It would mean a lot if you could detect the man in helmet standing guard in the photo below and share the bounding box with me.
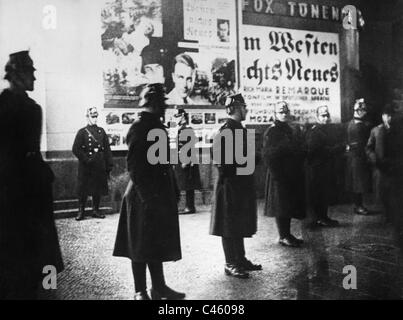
[210,93,262,279]
[72,107,113,221]
[346,99,372,215]
[113,83,185,300]
[262,101,306,247]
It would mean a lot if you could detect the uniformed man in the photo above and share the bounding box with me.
[210,93,261,279]
[306,106,345,228]
[72,107,113,221]
[0,51,63,299]
[262,101,306,247]
[346,98,372,215]
[113,83,185,300]
[366,104,395,221]
[173,108,202,214]
[383,117,403,248]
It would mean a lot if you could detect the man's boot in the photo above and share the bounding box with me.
[92,195,105,219]
[75,206,85,221]
[92,208,105,219]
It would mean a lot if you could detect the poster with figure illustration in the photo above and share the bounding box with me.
[101,0,163,107]
[100,0,238,150]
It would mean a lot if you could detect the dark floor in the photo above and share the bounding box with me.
[39,201,403,300]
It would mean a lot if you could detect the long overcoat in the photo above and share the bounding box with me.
[0,89,63,289]
[383,120,403,239]
[346,120,372,193]
[209,119,257,238]
[113,111,181,262]
[173,126,202,191]
[306,123,345,210]
[263,121,306,219]
[72,125,113,196]
[366,124,390,203]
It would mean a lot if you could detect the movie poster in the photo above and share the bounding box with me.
[100,0,238,150]
[240,25,341,124]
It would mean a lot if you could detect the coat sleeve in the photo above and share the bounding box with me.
[126,125,157,203]
[72,130,90,164]
[212,127,236,178]
[263,127,286,178]
[365,128,377,165]
[307,128,322,160]
[102,129,114,172]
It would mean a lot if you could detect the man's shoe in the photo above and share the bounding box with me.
[278,236,301,247]
[224,264,249,278]
[316,218,339,227]
[92,210,105,219]
[289,234,304,245]
[134,291,151,300]
[179,207,196,214]
[75,208,85,221]
[240,259,262,271]
[150,286,186,300]
[354,206,370,215]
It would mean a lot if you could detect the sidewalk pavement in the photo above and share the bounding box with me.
[39,201,403,300]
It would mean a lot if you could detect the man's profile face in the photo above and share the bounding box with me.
[172,62,194,99]
[17,69,36,92]
[218,22,229,42]
[242,106,248,121]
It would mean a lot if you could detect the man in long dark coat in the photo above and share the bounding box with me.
[346,98,372,215]
[366,105,394,221]
[0,51,63,299]
[113,83,185,300]
[72,107,113,221]
[306,106,345,228]
[173,108,202,214]
[383,117,403,248]
[263,101,306,247]
[210,93,261,279]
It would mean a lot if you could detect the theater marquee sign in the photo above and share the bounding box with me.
[240,25,341,124]
[242,0,352,23]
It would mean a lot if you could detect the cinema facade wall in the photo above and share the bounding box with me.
[1,0,402,209]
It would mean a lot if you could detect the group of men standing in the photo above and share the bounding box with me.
[112,85,395,299]
[211,95,403,281]
[1,51,402,301]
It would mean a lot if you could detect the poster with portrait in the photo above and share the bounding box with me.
[100,0,238,150]
[177,0,238,107]
[240,25,341,124]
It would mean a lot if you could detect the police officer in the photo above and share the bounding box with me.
[0,51,63,299]
[306,106,345,228]
[72,107,113,221]
[366,104,395,221]
[346,99,372,215]
[173,108,202,214]
[263,101,306,247]
[113,83,185,300]
[210,93,261,279]
[383,117,403,248]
